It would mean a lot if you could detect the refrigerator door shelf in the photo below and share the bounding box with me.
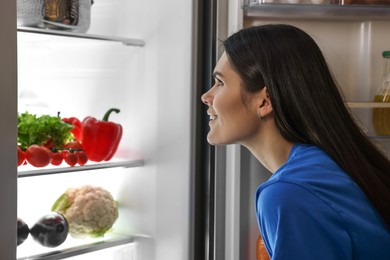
[244,4,390,21]
[17,27,145,47]
[347,101,390,108]
[18,159,145,178]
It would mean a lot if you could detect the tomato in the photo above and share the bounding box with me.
[51,152,63,166]
[63,141,82,151]
[75,151,88,166]
[17,147,25,166]
[43,139,55,149]
[25,145,52,168]
[62,151,78,167]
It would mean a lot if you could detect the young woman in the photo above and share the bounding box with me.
[201,24,390,259]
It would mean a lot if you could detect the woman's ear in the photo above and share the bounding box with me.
[257,87,273,119]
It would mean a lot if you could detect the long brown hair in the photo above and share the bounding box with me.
[224,24,390,229]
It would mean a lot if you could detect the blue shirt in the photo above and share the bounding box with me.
[255,144,390,259]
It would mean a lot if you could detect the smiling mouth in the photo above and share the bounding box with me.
[209,115,217,121]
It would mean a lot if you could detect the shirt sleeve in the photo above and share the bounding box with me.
[256,181,352,260]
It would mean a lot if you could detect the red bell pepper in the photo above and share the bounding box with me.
[62,117,82,141]
[81,108,123,162]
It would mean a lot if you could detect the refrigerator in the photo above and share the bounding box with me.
[1,0,390,259]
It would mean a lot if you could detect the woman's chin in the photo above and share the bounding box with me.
[207,135,229,146]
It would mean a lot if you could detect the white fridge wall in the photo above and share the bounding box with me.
[17,0,193,259]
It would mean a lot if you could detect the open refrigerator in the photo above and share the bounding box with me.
[1,0,390,259]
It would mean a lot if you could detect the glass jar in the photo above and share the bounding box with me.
[372,51,390,136]
[41,0,92,33]
[17,0,44,27]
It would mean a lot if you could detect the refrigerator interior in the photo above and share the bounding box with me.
[17,0,194,259]
[223,3,390,260]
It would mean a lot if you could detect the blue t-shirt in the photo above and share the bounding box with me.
[255,144,390,259]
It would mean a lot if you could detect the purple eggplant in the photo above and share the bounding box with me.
[30,212,68,247]
[17,218,29,246]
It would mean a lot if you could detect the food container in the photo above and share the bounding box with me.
[17,0,92,33]
[42,0,92,33]
[372,51,390,136]
[17,0,44,27]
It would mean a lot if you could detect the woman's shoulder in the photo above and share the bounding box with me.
[256,143,365,216]
[272,143,348,184]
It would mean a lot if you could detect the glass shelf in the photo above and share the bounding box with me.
[18,159,145,178]
[347,102,390,108]
[17,234,148,260]
[244,4,390,21]
[17,27,145,46]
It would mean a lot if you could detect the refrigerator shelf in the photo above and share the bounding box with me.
[17,27,145,46]
[347,102,390,108]
[17,234,143,260]
[244,4,390,21]
[18,159,145,178]
[370,135,390,141]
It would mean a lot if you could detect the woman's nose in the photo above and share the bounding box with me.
[201,90,212,106]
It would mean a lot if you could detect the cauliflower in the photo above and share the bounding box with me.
[51,185,118,238]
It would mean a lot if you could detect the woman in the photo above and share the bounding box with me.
[201,24,390,259]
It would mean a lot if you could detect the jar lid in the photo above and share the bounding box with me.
[382,51,390,57]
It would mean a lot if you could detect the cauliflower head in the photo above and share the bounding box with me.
[52,185,118,238]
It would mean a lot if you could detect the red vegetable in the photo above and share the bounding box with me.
[63,141,82,151]
[81,108,122,162]
[25,145,52,167]
[75,151,88,166]
[51,152,63,166]
[17,147,25,166]
[62,151,78,167]
[62,117,82,141]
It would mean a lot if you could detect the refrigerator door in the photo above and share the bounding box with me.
[0,0,17,259]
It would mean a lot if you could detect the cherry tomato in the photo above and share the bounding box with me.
[51,152,63,166]
[17,147,25,166]
[25,145,52,168]
[43,139,55,149]
[63,141,82,151]
[62,151,78,167]
[75,151,88,166]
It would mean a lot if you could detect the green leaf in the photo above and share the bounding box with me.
[18,112,74,150]
[51,193,70,213]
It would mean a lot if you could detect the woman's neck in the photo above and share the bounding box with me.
[242,119,293,173]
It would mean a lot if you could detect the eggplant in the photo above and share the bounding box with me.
[17,218,29,246]
[30,212,68,247]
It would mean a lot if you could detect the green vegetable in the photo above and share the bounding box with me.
[18,112,74,150]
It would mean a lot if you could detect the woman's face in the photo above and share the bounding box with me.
[201,52,261,145]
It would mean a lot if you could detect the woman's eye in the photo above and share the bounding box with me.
[215,78,224,87]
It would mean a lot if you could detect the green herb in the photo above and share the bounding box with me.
[18,112,74,150]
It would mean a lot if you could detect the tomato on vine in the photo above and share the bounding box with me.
[62,151,78,167]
